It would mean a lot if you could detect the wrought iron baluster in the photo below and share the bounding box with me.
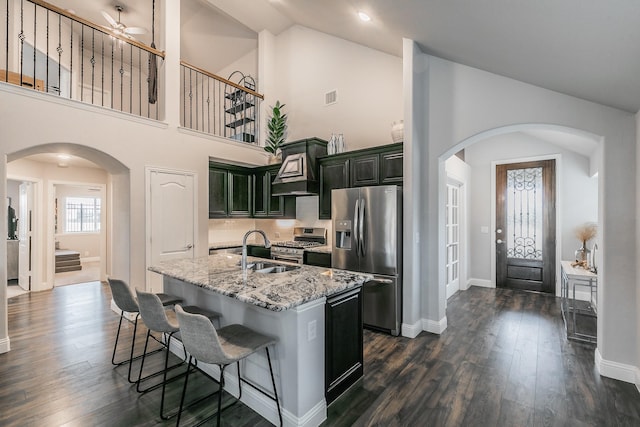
[138,48,141,116]
[188,68,193,129]
[129,42,132,113]
[195,72,198,130]
[57,13,61,96]
[207,75,210,133]
[110,37,114,108]
[80,25,84,101]
[4,0,8,81]
[91,28,95,105]
[32,0,35,90]
[101,32,104,106]
[19,0,23,86]
[45,9,49,93]
[119,41,123,111]
[69,19,72,98]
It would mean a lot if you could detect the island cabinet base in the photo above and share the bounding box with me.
[325,286,364,404]
[163,276,329,427]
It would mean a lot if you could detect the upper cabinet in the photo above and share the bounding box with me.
[318,143,403,219]
[210,162,295,219]
[319,157,350,219]
[209,163,253,218]
[253,165,296,218]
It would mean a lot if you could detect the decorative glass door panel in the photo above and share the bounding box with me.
[506,167,543,260]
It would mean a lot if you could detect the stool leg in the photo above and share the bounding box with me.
[266,347,282,427]
[126,314,140,382]
[160,333,176,419]
[111,311,125,365]
[176,356,193,427]
[136,330,152,392]
[217,365,227,427]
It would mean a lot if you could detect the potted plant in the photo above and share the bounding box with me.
[265,100,287,163]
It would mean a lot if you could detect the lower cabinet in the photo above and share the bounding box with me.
[247,245,271,259]
[325,285,363,404]
[304,251,331,268]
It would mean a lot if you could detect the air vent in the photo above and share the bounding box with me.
[325,90,337,106]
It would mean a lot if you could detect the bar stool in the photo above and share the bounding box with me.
[108,278,183,383]
[174,305,282,427]
[135,289,221,420]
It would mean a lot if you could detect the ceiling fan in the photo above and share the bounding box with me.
[101,5,147,39]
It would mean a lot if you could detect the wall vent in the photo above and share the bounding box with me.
[324,90,337,106]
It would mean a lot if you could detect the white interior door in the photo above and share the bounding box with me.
[18,182,33,291]
[445,183,460,298]
[147,169,196,293]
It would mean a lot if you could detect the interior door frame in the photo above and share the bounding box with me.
[47,180,107,289]
[490,154,562,296]
[8,175,42,291]
[145,167,198,293]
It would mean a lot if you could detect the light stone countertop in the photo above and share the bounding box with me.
[303,245,332,254]
[149,254,370,311]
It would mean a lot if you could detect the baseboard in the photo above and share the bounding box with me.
[167,339,326,427]
[422,316,447,334]
[468,278,493,288]
[0,336,10,353]
[402,320,422,338]
[595,348,639,385]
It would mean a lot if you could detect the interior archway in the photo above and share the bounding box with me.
[5,142,131,290]
[438,123,603,311]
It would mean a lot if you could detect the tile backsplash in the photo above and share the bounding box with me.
[208,196,333,246]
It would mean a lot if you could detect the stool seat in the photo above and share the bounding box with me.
[181,305,222,322]
[215,324,276,364]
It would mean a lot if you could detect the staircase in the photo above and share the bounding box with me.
[55,250,82,273]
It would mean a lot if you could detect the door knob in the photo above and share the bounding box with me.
[185,244,193,250]
[496,228,503,234]
[496,239,503,244]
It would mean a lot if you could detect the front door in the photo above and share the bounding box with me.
[496,160,556,293]
[147,169,196,293]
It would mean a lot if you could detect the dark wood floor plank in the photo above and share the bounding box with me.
[2,282,639,427]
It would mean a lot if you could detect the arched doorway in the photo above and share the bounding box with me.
[5,143,131,291]
[439,124,602,301]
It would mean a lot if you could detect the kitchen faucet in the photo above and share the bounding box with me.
[241,229,271,274]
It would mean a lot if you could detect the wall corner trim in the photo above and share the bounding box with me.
[595,348,639,385]
[402,320,422,338]
[0,336,10,353]
[422,316,447,334]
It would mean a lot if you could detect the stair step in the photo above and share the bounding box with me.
[56,259,82,268]
[56,265,83,273]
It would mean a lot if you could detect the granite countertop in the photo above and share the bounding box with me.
[149,254,370,312]
[304,245,331,254]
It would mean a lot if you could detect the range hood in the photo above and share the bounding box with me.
[272,137,328,196]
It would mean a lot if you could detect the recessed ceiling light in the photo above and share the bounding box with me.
[358,11,371,22]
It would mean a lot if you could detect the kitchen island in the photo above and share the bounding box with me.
[149,254,371,427]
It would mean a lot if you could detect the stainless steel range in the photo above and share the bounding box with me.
[271,227,327,264]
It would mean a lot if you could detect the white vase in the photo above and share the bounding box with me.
[391,120,404,143]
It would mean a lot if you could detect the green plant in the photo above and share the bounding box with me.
[265,101,287,155]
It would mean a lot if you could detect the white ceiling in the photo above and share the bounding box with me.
[25,153,102,169]
[51,0,640,112]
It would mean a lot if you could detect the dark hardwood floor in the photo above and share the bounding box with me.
[1,283,638,426]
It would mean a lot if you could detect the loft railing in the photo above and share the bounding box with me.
[181,61,263,146]
[0,0,165,119]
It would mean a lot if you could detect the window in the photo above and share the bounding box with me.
[65,197,101,233]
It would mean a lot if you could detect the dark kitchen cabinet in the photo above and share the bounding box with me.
[229,170,252,217]
[380,147,403,184]
[209,166,229,217]
[248,245,271,259]
[209,162,252,218]
[325,286,363,404]
[253,165,296,218]
[318,157,350,219]
[350,153,379,187]
[318,143,403,219]
[304,251,331,268]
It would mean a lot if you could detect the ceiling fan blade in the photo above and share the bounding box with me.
[124,27,148,35]
[101,10,117,27]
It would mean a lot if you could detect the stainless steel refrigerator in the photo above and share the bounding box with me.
[332,185,402,336]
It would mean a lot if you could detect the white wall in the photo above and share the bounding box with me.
[216,49,258,85]
[464,132,598,282]
[408,52,636,376]
[273,26,403,150]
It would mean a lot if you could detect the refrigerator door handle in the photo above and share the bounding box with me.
[353,198,360,257]
[359,197,366,255]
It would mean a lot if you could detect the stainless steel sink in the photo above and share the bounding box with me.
[244,261,300,274]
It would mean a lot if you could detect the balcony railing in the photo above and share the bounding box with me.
[181,61,263,146]
[0,0,164,119]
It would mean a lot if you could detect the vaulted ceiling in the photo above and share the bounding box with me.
[48,0,640,112]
